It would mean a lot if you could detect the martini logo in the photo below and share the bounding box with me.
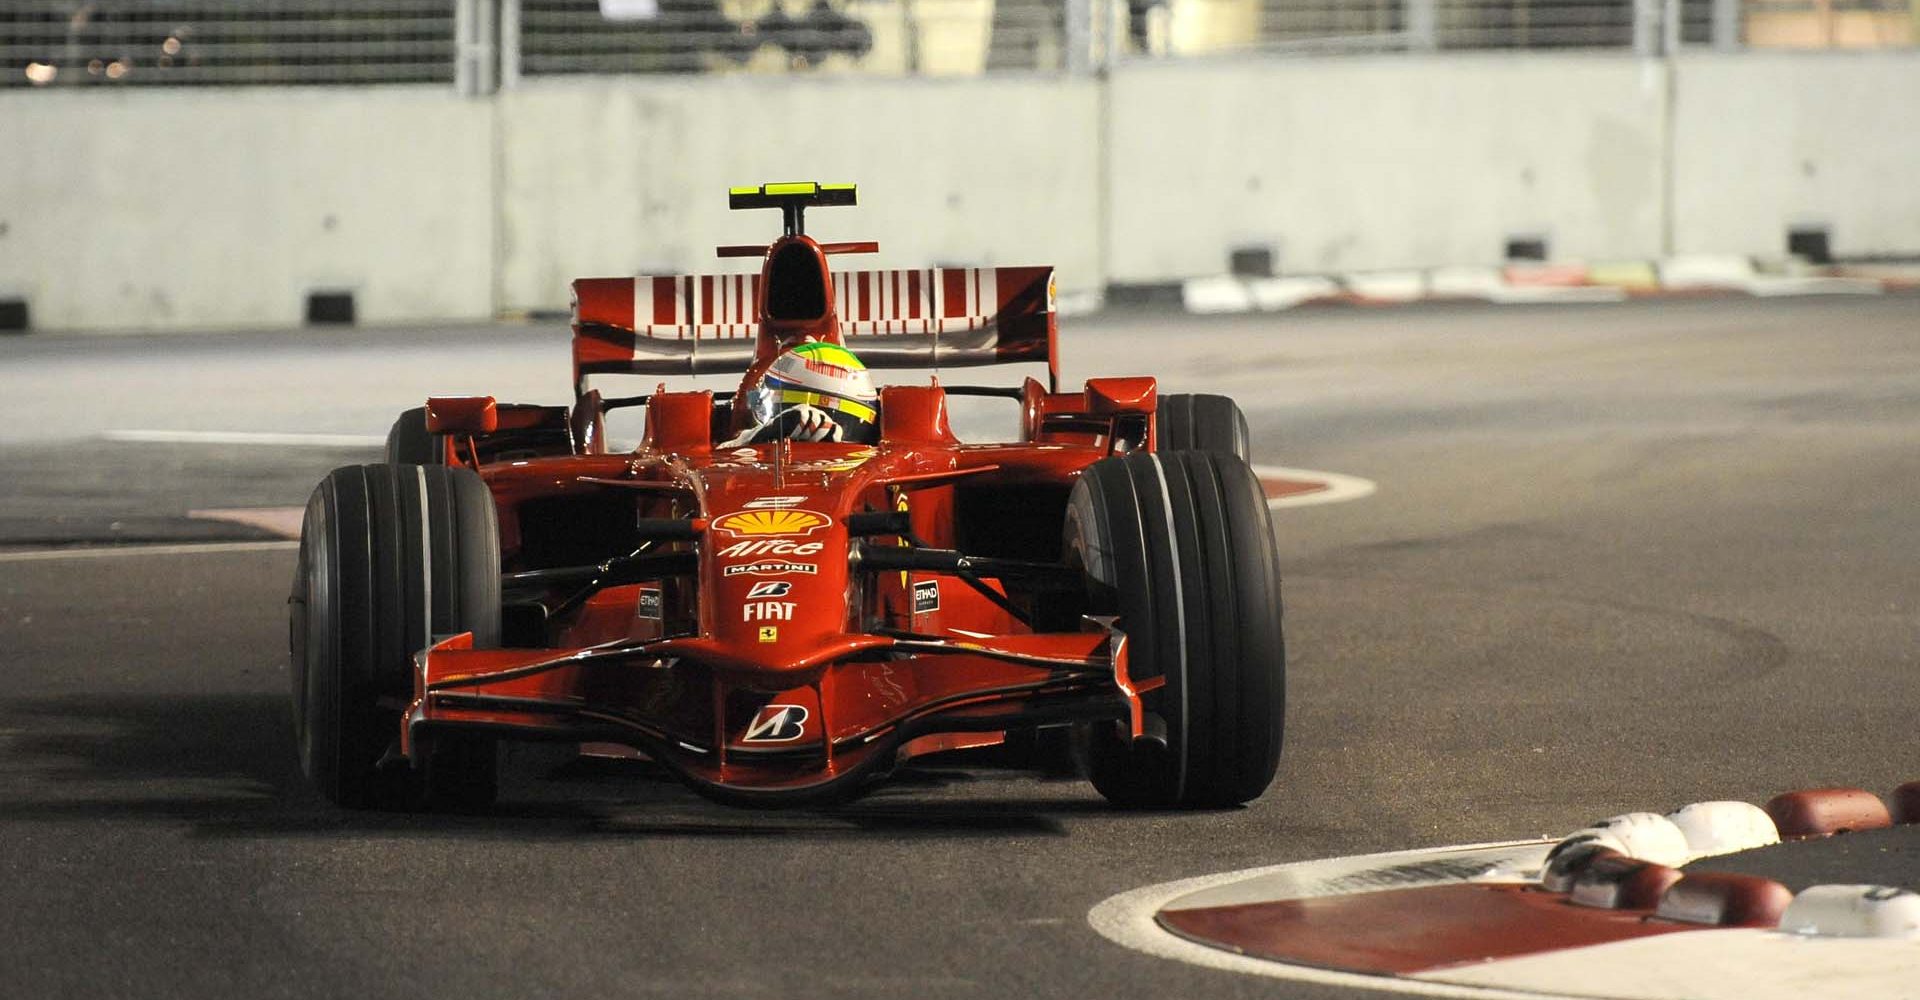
[723,560,818,577]
[742,704,808,742]
[713,508,830,538]
[717,539,823,558]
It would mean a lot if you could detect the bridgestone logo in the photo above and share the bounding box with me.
[742,704,808,743]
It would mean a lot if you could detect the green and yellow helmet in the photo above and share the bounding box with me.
[745,342,880,444]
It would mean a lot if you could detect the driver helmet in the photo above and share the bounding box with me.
[744,341,880,444]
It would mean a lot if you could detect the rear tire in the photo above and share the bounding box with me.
[1066,451,1285,808]
[1158,393,1251,462]
[289,463,501,809]
[384,407,443,466]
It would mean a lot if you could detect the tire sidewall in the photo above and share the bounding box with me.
[289,463,500,808]
[1069,451,1284,808]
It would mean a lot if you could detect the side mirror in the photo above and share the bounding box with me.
[425,396,498,435]
[1083,377,1157,416]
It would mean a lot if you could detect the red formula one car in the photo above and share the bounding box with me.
[288,183,1284,809]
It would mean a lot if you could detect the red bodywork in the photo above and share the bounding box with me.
[403,222,1162,804]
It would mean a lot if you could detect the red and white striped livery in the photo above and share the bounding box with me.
[571,266,1057,384]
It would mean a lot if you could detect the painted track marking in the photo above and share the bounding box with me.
[102,430,384,447]
[1093,830,1920,1000]
[190,507,306,538]
[1254,464,1379,509]
[0,541,299,563]
[1089,841,1561,1000]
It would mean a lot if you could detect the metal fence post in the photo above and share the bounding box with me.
[1102,0,1121,67]
[1405,0,1438,51]
[1710,0,1741,49]
[903,0,922,74]
[501,0,522,88]
[455,0,497,96]
[1633,0,1661,55]
[455,0,474,94]
[1067,0,1092,74]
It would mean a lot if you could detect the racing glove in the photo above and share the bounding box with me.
[780,404,842,442]
[723,404,843,447]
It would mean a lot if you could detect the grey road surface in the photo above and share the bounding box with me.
[1,294,1916,999]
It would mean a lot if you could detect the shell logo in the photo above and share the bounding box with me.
[713,508,831,537]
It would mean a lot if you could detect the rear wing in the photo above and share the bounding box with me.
[571,266,1057,390]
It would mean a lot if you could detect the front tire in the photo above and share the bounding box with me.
[384,407,443,466]
[1157,393,1251,462]
[1067,451,1285,808]
[289,463,501,809]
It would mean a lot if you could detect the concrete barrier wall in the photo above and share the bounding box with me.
[493,77,1103,310]
[1105,55,1670,281]
[1672,53,1920,258]
[4,55,1916,331]
[0,87,495,331]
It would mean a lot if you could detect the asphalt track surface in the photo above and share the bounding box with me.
[2,294,1917,999]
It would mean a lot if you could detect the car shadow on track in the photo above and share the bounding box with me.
[0,692,1105,841]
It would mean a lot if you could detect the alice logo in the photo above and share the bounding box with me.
[713,509,830,537]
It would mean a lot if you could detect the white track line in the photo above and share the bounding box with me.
[97,433,1380,513]
[189,507,306,539]
[1087,841,1567,1000]
[1253,464,1379,509]
[0,541,299,563]
[102,430,384,447]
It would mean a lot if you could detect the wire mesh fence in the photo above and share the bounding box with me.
[515,0,1066,76]
[1744,0,1918,47]
[1216,0,1911,53]
[2,1,456,88]
[2,0,1912,88]
[519,0,855,75]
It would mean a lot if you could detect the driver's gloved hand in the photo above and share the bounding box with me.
[782,404,842,442]
[729,404,843,446]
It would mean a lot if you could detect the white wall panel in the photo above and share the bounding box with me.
[0,87,494,331]
[1106,55,1669,280]
[4,54,1915,332]
[494,77,1103,310]
[1672,53,1920,258]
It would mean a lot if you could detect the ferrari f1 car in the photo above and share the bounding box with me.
[288,183,1285,809]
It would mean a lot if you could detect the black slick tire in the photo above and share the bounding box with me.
[1157,393,1251,462]
[1066,451,1285,808]
[289,463,502,810]
[384,407,443,466]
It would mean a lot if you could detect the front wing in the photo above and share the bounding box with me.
[403,628,1150,804]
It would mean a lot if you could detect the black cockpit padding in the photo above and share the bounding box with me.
[766,243,827,320]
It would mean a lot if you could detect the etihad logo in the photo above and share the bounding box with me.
[713,508,830,538]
